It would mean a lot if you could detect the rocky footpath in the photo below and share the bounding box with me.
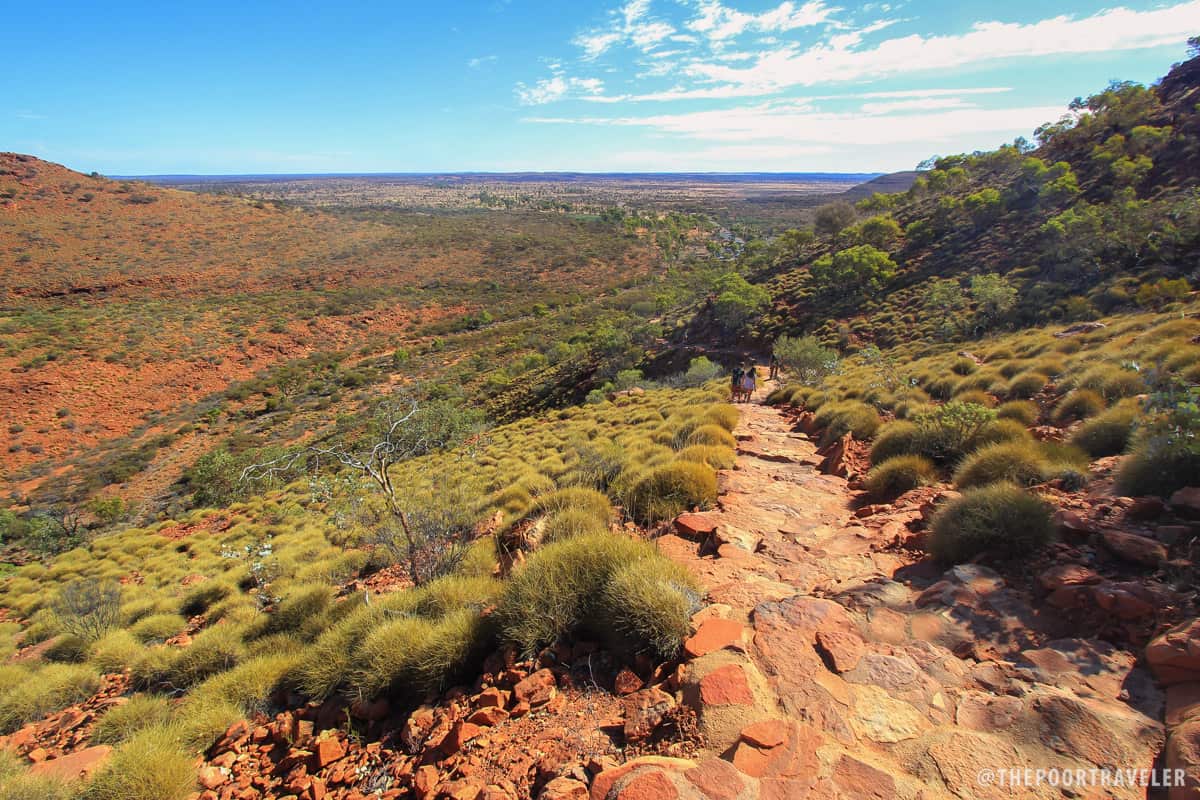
[623,387,1195,800]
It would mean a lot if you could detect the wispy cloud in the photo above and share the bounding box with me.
[13,110,46,120]
[528,101,1067,147]
[468,55,498,68]
[516,74,606,105]
[574,0,677,59]
[687,0,838,42]
[687,3,1200,93]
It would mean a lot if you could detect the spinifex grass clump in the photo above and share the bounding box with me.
[929,483,1054,563]
[496,532,700,659]
[864,455,937,500]
[625,461,718,524]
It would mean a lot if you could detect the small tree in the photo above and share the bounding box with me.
[774,335,839,385]
[53,579,121,642]
[970,273,1018,329]
[244,397,486,585]
[809,245,897,299]
[813,202,857,237]
[711,273,770,332]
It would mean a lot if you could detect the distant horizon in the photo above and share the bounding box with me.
[122,169,887,180]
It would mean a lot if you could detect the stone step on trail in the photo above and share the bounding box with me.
[606,380,1166,800]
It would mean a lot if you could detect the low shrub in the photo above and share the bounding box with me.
[702,404,740,431]
[129,613,186,644]
[952,389,996,408]
[1116,439,1200,498]
[685,424,736,450]
[89,629,145,673]
[929,484,1054,563]
[995,400,1038,426]
[1006,372,1047,399]
[159,625,244,689]
[530,488,611,525]
[496,532,695,658]
[815,400,882,444]
[864,455,938,500]
[1078,365,1145,400]
[909,402,999,465]
[82,727,195,800]
[598,558,701,659]
[543,508,608,542]
[870,421,919,464]
[626,462,717,524]
[350,609,486,699]
[676,445,737,470]
[1052,390,1106,425]
[0,663,100,733]
[1070,401,1138,457]
[953,441,1050,489]
[179,581,232,617]
[91,693,173,745]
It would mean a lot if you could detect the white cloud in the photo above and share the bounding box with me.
[688,2,1200,92]
[516,75,607,105]
[467,55,498,68]
[688,0,838,41]
[574,0,678,58]
[527,101,1067,147]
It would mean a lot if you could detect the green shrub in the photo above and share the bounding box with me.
[910,402,998,465]
[676,445,737,470]
[405,575,500,619]
[995,400,1038,426]
[91,694,173,745]
[497,532,693,657]
[953,441,1050,489]
[1006,372,1047,399]
[597,558,701,659]
[870,421,919,464]
[543,509,607,542]
[179,581,232,617]
[1078,365,1145,400]
[44,634,89,663]
[350,609,487,699]
[0,663,100,733]
[1071,401,1138,457]
[685,424,736,450]
[702,404,739,431]
[774,336,839,385]
[247,584,333,641]
[89,629,145,673]
[129,614,186,644]
[160,626,244,689]
[83,727,195,800]
[815,400,882,444]
[764,384,801,405]
[1116,439,1200,498]
[929,484,1054,563]
[864,455,938,500]
[953,389,995,407]
[626,462,717,524]
[530,488,611,525]
[0,772,74,800]
[950,357,978,376]
[1052,390,1106,424]
[291,606,379,700]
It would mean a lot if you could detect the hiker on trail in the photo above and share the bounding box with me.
[730,363,744,400]
[769,353,780,380]
[740,365,757,400]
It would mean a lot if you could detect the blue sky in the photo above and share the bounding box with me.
[3,1,1197,174]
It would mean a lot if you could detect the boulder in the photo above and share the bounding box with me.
[29,745,112,782]
[1148,619,1200,685]
[1100,529,1167,566]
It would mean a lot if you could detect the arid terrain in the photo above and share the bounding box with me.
[1,51,1200,800]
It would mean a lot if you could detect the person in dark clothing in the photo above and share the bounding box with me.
[769,353,780,380]
[730,364,744,401]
